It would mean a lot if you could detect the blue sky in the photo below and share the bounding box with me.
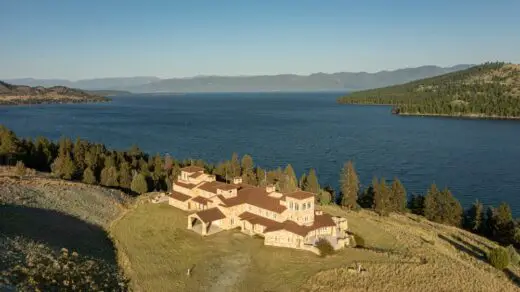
[1,0,519,80]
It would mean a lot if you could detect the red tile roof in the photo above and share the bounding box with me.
[264,213,337,237]
[285,191,315,200]
[197,181,237,194]
[194,208,226,223]
[220,187,287,213]
[191,196,212,205]
[168,191,191,202]
[189,172,205,179]
[181,166,205,173]
[238,212,281,228]
[175,181,198,189]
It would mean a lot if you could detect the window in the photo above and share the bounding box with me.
[273,213,276,219]
[302,204,306,210]
[295,204,299,211]
[307,202,311,209]
[289,202,293,209]
[231,218,234,225]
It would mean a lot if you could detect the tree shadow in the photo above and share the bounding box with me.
[0,204,116,263]
[504,268,520,288]
[438,234,486,262]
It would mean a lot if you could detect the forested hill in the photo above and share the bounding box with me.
[0,80,110,105]
[337,62,520,119]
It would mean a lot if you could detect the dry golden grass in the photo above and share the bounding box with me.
[302,206,520,292]
[110,200,394,292]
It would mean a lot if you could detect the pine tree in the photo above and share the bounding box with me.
[464,200,484,233]
[82,167,97,184]
[230,153,241,177]
[240,154,256,185]
[373,177,390,215]
[424,184,462,226]
[340,161,359,209]
[358,185,375,209]
[0,126,20,165]
[14,160,26,178]
[280,164,298,193]
[304,168,320,194]
[299,173,307,190]
[488,203,516,245]
[256,167,266,187]
[100,166,119,187]
[119,161,133,189]
[390,177,407,213]
[131,173,149,194]
[407,194,425,215]
[51,152,77,180]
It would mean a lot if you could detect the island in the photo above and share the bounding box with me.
[0,80,110,105]
[337,62,520,119]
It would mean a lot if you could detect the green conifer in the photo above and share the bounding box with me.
[340,161,359,209]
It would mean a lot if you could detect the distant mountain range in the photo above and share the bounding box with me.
[5,64,473,93]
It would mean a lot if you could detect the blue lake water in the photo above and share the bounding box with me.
[1,92,520,215]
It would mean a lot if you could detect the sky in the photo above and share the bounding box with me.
[1,0,520,80]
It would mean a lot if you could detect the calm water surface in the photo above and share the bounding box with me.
[1,92,520,215]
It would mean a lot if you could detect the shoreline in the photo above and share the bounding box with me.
[0,97,111,106]
[397,112,520,121]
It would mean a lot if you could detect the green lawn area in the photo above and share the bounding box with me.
[111,202,395,292]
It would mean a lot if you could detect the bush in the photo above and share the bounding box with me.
[315,238,334,257]
[488,247,510,270]
[507,245,520,266]
[15,161,26,178]
[352,233,365,248]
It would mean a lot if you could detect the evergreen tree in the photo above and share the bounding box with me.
[407,194,425,216]
[240,154,256,185]
[317,189,333,205]
[390,177,407,213]
[73,138,87,171]
[100,166,119,187]
[256,167,266,186]
[358,185,375,209]
[131,173,149,194]
[119,161,133,189]
[340,161,359,209]
[424,184,462,226]
[299,173,307,190]
[14,160,26,178]
[82,167,97,184]
[463,200,485,233]
[373,177,390,215]
[280,164,298,193]
[230,152,241,177]
[304,168,320,194]
[0,126,20,165]
[51,153,77,180]
[487,203,516,245]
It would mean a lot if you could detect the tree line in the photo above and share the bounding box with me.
[337,62,520,118]
[1,125,518,249]
[339,161,520,249]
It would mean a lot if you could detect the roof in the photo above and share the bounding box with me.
[238,212,281,228]
[285,191,315,200]
[175,181,198,189]
[221,187,287,213]
[194,208,226,223]
[198,181,234,194]
[189,172,205,179]
[180,166,205,173]
[264,213,337,237]
[168,191,191,202]
[191,196,212,205]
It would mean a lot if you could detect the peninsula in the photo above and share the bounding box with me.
[337,62,520,119]
[0,80,110,105]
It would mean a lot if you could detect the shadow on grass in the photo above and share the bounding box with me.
[504,268,520,288]
[438,234,486,262]
[0,204,116,263]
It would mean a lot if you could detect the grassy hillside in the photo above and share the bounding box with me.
[337,62,520,119]
[0,80,110,105]
[0,167,130,290]
[111,198,520,292]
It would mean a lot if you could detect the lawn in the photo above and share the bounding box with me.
[111,202,392,292]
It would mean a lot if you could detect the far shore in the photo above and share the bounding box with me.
[397,112,520,121]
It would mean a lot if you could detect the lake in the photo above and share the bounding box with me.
[1,92,520,215]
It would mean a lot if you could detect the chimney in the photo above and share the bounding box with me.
[233,177,243,184]
[266,184,275,193]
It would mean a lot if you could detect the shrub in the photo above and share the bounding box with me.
[488,247,509,270]
[14,161,26,178]
[352,233,365,248]
[315,238,335,257]
[507,245,520,266]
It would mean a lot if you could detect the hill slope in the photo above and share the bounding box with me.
[5,65,473,93]
[0,167,130,290]
[0,80,110,105]
[111,199,520,291]
[337,62,520,119]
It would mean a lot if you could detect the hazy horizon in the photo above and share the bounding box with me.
[1,0,519,80]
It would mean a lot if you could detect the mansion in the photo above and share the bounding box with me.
[166,166,350,252]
